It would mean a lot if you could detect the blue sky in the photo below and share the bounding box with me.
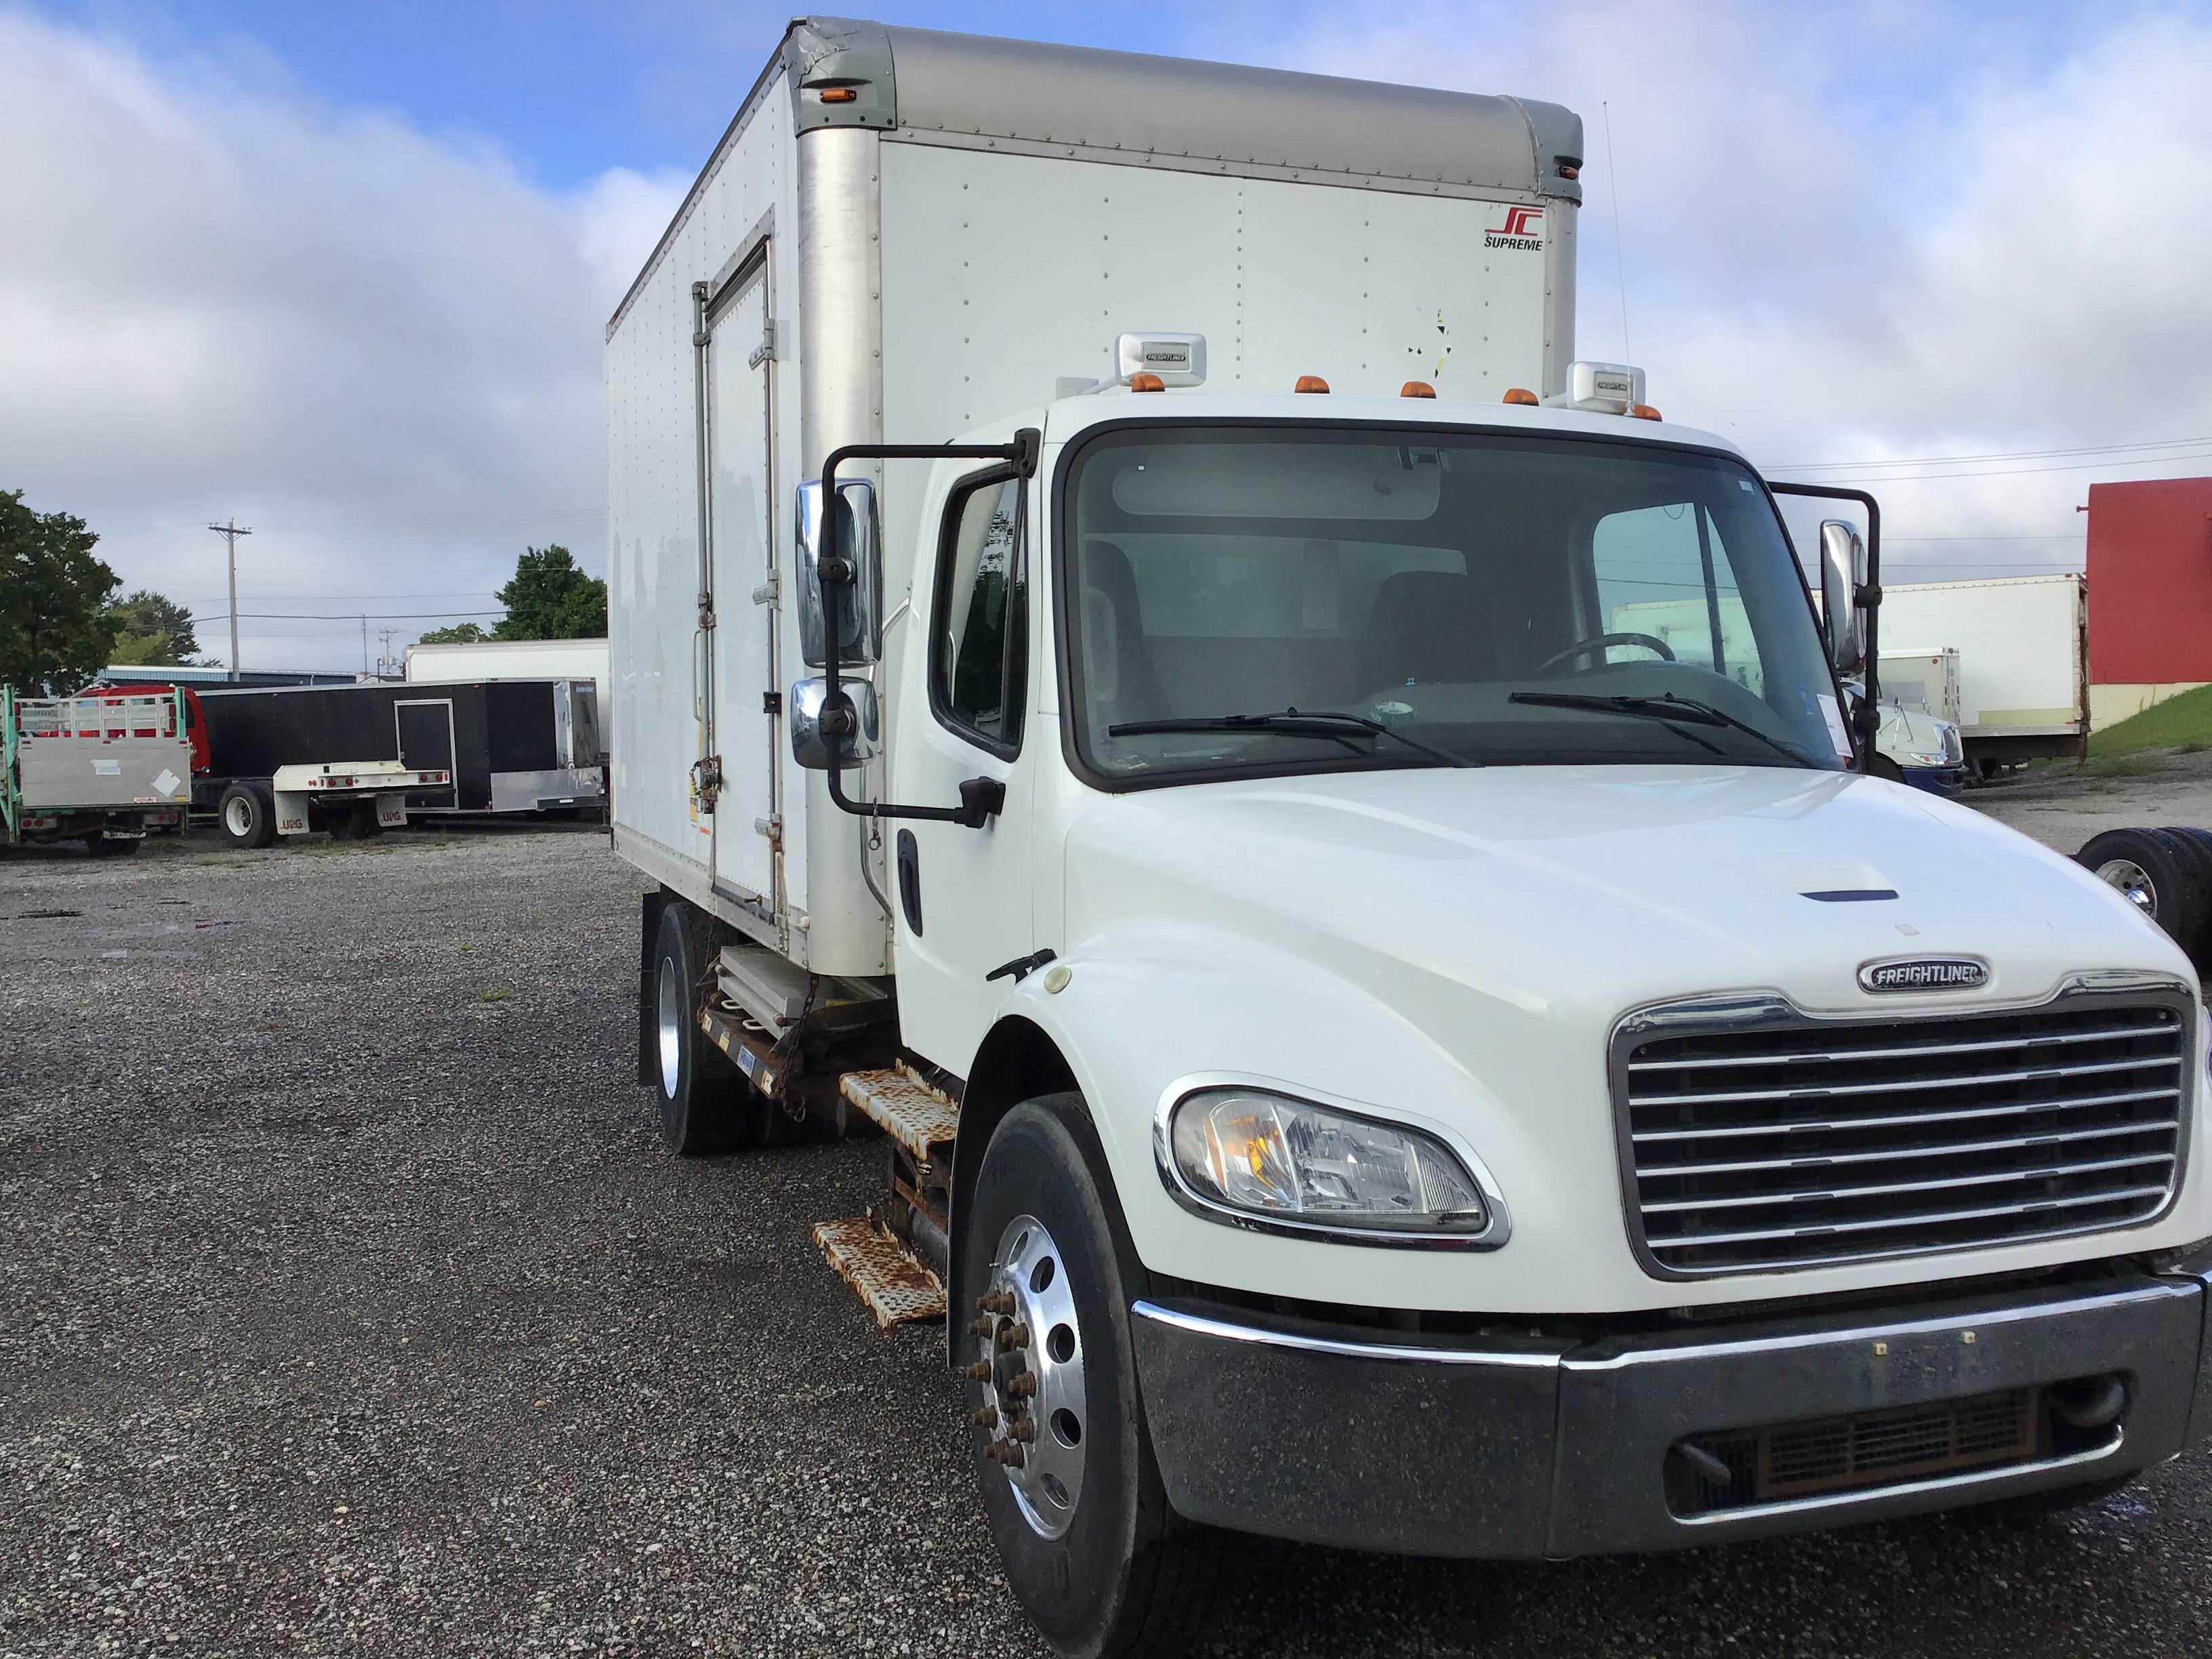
[7,2,2211,670]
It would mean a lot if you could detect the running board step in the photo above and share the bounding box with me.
[840,1065,959,1161]
[812,1216,945,1330]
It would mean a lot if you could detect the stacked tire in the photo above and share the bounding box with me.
[2076,827,2212,970]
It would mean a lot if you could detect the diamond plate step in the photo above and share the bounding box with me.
[812,1216,945,1330]
[840,1065,959,1161]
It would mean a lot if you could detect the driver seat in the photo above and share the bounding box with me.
[1362,571,1499,689]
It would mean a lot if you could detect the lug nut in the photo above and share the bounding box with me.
[985,1438,1026,1468]
[978,1290,1017,1316]
[1004,1370,1038,1399]
[966,1315,996,1338]
[1006,1412,1036,1443]
[970,1404,999,1429]
[998,1322,1031,1349]
[963,1359,993,1380]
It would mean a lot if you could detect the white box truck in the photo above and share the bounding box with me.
[404,636,609,706]
[1879,575,2088,775]
[607,20,2212,1654]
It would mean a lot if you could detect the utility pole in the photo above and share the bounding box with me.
[377,628,401,679]
[361,615,369,676]
[207,520,252,681]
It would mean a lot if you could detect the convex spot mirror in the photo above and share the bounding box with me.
[1819,518,1868,675]
[789,676,880,770]
[795,478,881,668]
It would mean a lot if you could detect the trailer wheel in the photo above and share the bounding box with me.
[650,901,773,1155]
[960,1094,1229,1658]
[2076,827,2210,960]
[218,782,277,850]
[83,835,141,858]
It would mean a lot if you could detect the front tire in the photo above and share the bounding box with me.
[218,782,276,850]
[960,1094,1227,1658]
[649,901,773,1155]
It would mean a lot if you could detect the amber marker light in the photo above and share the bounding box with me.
[1129,372,1166,392]
[819,87,857,102]
[1631,403,1663,420]
[1294,375,1330,394]
[1502,388,1539,405]
[1401,382,1437,398]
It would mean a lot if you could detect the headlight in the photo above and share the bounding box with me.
[1906,751,1946,766]
[1164,1087,1494,1240]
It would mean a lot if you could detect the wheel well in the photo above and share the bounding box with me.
[945,1016,1078,1359]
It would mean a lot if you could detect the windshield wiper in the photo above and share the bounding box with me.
[1509,691,1814,766]
[1107,709,1477,769]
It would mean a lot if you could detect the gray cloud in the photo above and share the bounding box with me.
[0,11,684,670]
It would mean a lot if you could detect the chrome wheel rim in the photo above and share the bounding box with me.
[977,1213,1086,1540]
[2094,857,2157,916]
[223,796,251,838]
[655,956,684,1098]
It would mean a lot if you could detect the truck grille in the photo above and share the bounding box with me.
[1620,996,2190,1276]
[1668,1387,2045,1516]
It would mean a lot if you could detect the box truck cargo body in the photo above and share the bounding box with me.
[406,638,610,714]
[606,16,1580,969]
[1878,575,2087,771]
[605,20,2211,1656]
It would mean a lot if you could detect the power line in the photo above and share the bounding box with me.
[1771,433,2212,472]
[192,609,506,623]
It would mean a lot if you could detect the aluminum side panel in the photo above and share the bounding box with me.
[607,71,798,918]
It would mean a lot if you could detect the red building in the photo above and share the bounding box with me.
[2087,477,2212,728]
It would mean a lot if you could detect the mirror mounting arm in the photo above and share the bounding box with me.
[1771,480,1883,758]
[818,430,1042,827]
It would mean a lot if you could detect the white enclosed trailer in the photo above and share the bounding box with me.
[607,20,2212,1658]
[405,637,609,705]
[1878,575,2087,771]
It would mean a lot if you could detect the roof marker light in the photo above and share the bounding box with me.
[1502,388,1539,406]
[1631,404,1663,421]
[1129,372,1166,392]
[1294,375,1330,394]
[1401,382,1437,398]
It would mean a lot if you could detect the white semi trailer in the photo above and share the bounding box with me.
[1879,575,2089,775]
[607,20,2212,1655]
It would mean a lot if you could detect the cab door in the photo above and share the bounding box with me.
[703,255,779,912]
[888,464,1039,1073]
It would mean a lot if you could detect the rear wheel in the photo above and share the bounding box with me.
[83,835,141,858]
[960,1094,1228,1658]
[218,782,276,850]
[2077,827,2209,961]
[649,901,775,1155]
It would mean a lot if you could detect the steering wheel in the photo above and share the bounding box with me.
[1532,632,1677,677]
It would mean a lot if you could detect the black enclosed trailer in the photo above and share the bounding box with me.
[190,678,602,846]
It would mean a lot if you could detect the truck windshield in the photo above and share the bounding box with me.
[1062,426,1844,782]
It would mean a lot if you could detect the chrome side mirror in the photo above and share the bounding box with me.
[794,478,880,668]
[1819,519,1868,675]
[789,676,879,770]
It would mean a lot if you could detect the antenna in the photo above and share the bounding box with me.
[1602,101,1631,363]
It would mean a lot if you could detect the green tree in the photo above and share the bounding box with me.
[492,545,606,641]
[416,621,489,645]
[104,588,201,665]
[0,489,121,693]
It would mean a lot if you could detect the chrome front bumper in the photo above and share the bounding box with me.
[1130,1267,2212,1558]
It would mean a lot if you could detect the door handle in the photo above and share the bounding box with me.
[896,830,922,935]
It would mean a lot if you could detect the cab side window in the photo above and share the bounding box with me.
[932,472,1026,752]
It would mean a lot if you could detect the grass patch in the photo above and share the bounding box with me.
[2091,683,2212,756]
[2078,753,2169,778]
[476,987,512,1004]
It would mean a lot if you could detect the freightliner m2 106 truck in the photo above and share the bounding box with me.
[606,21,2212,1655]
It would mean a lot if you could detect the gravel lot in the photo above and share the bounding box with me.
[6,818,2212,1659]
[1970,747,2212,855]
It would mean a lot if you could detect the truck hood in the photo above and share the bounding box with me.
[1062,764,2186,1020]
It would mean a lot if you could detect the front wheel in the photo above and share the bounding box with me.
[218,782,276,850]
[960,1094,1227,1658]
